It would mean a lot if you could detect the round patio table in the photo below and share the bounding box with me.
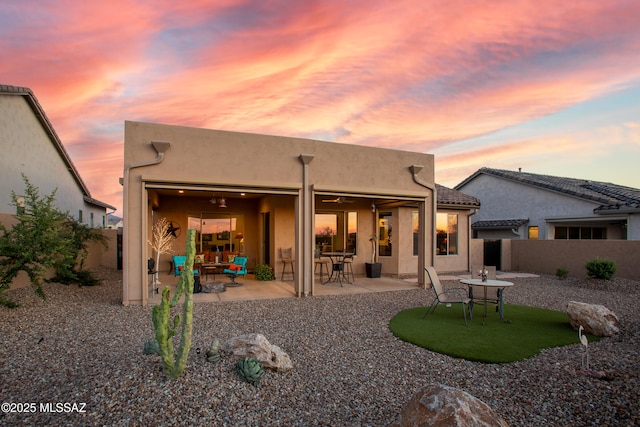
[460,279,514,324]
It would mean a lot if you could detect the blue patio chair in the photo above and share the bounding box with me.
[172,255,199,277]
[223,256,248,286]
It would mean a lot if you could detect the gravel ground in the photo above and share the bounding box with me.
[0,267,638,426]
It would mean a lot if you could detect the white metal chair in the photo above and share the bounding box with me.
[424,266,472,325]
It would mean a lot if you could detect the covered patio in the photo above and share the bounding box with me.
[148,273,421,304]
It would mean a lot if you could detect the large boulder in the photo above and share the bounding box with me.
[392,383,509,427]
[566,301,620,337]
[221,333,293,372]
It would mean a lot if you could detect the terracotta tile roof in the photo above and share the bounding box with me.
[456,167,640,213]
[436,184,480,208]
[472,219,528,229]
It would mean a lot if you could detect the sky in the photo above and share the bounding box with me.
[1,0,639,214]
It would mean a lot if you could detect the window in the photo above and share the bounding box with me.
[412,211,419,256]
[315,211,358,254]
[378,212,392,257]
[90,212,94,228]
[436,213,458,255]
[78,210,83,223]
[528,226,539,239]
[189,213,244,252]
[554,226,607,240]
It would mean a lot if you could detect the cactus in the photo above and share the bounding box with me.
[205,339,221,363]
[151,228,196,378]
[235,357,264,386]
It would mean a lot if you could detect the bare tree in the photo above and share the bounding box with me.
[149,217,175,286]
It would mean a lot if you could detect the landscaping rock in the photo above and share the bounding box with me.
[566,301,620,337]
[221,333,293,372]
[392,383,509,427]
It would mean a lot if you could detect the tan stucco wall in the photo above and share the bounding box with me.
[123,121,436,305]
[511,240,640,280]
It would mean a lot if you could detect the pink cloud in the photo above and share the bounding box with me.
[2,0,640,213]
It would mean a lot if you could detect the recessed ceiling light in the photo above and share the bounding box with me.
[178,190,184,194]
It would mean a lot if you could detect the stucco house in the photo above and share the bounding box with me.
[455,167,640,240]
[0,84,115,227]
[122,121,479,306]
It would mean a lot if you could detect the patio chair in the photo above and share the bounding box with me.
[280,247,294,280]
[172,255,199,277]
[224,256,248,287]
[314,249,330,284]
[423,266,472,325]
[343,254,355,283]
[469,265,501,314]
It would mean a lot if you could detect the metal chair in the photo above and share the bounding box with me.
[314,249,330,284]
[280,248,295,280]
[223,256,248,287]
[342,254,354,283]
[424,266,472,325]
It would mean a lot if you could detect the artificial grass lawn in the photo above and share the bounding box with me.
[389,304,600,364]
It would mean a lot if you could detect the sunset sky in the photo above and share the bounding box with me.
[2,0,639,214]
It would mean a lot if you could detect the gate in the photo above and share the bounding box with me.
[483,239,501,270]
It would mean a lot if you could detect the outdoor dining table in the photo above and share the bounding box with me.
[321,252,354,285]
[459,278,514,324]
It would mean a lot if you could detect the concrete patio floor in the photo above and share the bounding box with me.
[147,270,539,305]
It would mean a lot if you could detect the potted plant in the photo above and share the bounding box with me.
[254,263,275,281]
[365,235,382,278]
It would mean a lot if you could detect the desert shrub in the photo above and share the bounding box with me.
[0,175,106,307]
[254,264,274,281]
[585,258,616,280]
[555,267,569,279]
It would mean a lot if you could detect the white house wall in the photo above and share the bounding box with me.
[0,94,106,227]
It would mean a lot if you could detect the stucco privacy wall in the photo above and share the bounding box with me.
[123,121,435,305]
[511,239,640,280]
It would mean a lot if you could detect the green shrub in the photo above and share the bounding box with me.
[254,264,275,281]
[555,267,569,279]
[585,258,616,280]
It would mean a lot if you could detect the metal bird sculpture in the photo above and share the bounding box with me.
[579,325,589,370]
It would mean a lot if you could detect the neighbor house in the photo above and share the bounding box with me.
[455,167,640,241]
[122,121,479,306]
[0,84,115,228]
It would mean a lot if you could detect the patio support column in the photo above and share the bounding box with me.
[299,154,316,297]
[409,165,436,288]
[122,141,170,306]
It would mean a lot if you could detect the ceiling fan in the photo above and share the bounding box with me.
[321,196,354,204]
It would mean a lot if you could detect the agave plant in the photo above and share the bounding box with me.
[235,357,264,386]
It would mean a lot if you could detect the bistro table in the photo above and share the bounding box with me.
[321,252,354,286]
[459,278,514,324]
